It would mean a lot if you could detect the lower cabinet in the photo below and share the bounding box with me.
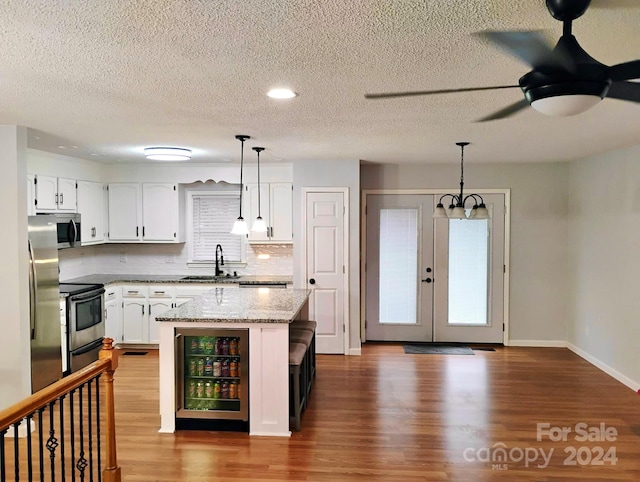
[112,284,218,345]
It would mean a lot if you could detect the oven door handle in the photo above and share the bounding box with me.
[69,287,105,302]
[71,337,104,356]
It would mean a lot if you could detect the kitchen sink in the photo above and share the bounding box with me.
[180,275,240,281]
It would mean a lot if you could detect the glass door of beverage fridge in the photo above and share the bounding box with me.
[175,328,249,421]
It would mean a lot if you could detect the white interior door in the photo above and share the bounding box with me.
[365,195,434,341]
[433,194,505,343]
[305,191,346,354]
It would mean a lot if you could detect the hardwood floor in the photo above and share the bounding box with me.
[106,344,640,481]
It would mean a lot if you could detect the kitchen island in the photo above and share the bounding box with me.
[156,286,310,437]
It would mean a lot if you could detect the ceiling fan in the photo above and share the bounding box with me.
[364,0,640,121]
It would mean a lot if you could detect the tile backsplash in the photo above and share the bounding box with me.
[59,243,293,280]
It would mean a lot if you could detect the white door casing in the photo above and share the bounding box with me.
[303,188,349,354]
[361,189,510,346]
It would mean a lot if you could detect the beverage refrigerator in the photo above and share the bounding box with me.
[174,328,249,425]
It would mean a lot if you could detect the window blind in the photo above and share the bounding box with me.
[191,195,243,262]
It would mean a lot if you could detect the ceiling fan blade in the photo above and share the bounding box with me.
[591,0,640,8]
[609,60,640,81]
[475,99,530,122]
[476,30,574,72]
[607,81,640,103]
[364,85,520,100]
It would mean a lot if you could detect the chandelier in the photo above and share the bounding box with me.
[433,142,489,220]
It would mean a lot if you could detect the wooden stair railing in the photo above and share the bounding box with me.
[0,338,121,482]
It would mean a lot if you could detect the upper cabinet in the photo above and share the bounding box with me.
[245,182,293,243]
[35,175,77,212]
[77,180,107,245]
[107,182,184,243]
[27,174,36,216]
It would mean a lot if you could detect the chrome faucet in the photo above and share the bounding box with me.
[215,244,224,276]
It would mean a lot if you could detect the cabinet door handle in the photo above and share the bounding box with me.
[142,305,145,315]
[136,226,139,237]
[55,193,59,205]
[60,193,63,205]
[143,226,145,237]
[127,290,138,294]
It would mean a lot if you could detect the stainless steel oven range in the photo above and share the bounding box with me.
[59,283,105,374]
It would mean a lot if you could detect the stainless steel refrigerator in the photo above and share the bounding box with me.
[28,215,63,393]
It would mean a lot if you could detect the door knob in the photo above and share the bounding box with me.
[309,278,316,285]
[426,267,432,273]
[421,278,432,283]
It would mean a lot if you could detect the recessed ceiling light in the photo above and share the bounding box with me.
[58,145,66,149]
[144,147,192,161]
[267,88,297,99]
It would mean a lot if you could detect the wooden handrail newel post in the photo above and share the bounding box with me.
[99,337,121,482]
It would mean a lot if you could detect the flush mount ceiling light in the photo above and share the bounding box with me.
[144,147,192,161]
[433,142,490,220]
[231,135,251,235]
[267,88,297,99]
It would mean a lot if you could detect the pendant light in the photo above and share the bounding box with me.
[433,142,490,220]
[251,147,268,233]
[231,135,251,235]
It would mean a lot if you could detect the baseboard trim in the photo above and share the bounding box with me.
[348,347,362,356]
[566,342,639,392]
[508,339,567,347]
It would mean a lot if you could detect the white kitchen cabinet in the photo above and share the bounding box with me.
[122,285,147,344]
[104,286,122,344]
[107,182,182,243]
[107,183,142,241]
[245,182,293,243]
[142,183,180,241]
[77,180,106,245]
[35,175,77,212]
[148,285,174,344]
[27,174,36,215]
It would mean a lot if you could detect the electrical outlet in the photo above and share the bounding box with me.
[120,253,127,263]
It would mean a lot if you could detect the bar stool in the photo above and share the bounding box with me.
[289,342,307,431]
[290,320,317,379]
[290,328,314,398]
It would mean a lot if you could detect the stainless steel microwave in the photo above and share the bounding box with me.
[38,213,81,248]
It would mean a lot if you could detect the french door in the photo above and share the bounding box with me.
[365,193,505,344]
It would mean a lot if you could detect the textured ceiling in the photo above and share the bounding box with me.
[1,0,639,165]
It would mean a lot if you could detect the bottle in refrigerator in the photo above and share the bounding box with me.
[188,358,197,376]
[197,357,204,376]
[198,336,207,354]
[204,357,213,376]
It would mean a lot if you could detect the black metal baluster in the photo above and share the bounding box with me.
[12,423,19,481]
[59,396,66,482]
[37,407,44,482]
[69,390,76,482]
[46,401,59,482]
[1,428,6,482]
[76,384,87,481]
[87,379,94,482]
[26,414,33,481]
[95,375,102,479]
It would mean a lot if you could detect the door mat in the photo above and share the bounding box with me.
[122,351,148,356]
[403,344,474,355]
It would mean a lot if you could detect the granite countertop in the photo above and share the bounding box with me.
[156,287,311,324]
[61,274,293,286]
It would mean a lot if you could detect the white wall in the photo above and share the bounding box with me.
[567,144,640,389]
[361,161,569,343]
[0,126,31,410]
[293,159,361,354]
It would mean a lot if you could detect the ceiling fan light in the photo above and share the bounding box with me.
[530,94,602,116]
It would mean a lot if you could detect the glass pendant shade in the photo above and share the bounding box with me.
[231,217,249,235]
[251,216,268,232]
[451,206,467,219]
[531,94,601,117]
[433,204,448,219]
[474,205,490,219]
